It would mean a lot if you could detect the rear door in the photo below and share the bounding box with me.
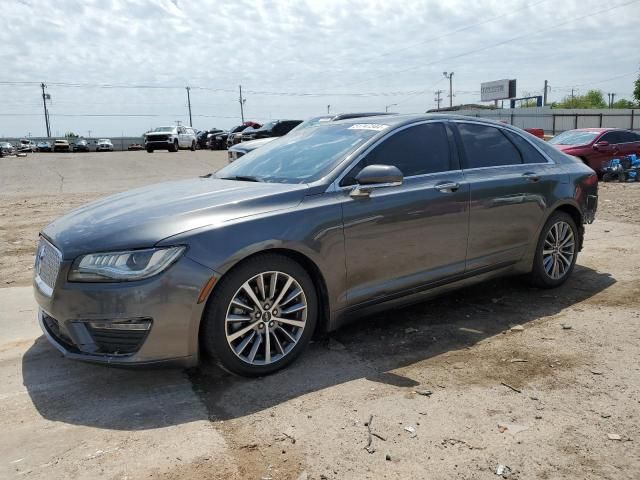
[617,130,640,157]
[453,122,563,271]
[340,121,470,306]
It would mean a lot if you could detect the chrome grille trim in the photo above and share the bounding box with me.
[35,237,62,296]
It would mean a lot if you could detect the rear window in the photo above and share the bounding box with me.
[457,123,522,168]
[503,130,548,164]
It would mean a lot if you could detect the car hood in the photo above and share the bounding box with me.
[233,137,278,152]
[551,144,587,152]
[42,178,308,259]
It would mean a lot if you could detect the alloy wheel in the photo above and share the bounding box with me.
[542,221,575,280]
[225,271,308,365]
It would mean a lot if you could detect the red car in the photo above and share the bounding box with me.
[548,128,640,173]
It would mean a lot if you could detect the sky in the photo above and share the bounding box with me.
[1,0,639,138]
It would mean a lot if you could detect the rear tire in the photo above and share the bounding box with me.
[201,254,318,377]
[190,141,196,151]
[147,148,154,153]
[528,211,579,289]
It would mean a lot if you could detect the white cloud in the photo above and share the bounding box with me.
[1,0,638,136]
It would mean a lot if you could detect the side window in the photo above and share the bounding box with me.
[600,131,622,144]
[342,123,451,185]
[503,130,547,164]
[618,131,639,143]
[457,123,523,168]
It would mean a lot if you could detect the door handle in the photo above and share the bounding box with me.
[435,181,459,193]
[522,172,540,182]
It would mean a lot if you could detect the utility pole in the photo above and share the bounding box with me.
[186,86,193,126]
[607,92,616,108]
[543,80,549,106]
[385,103,397,113]
[238,85,245,123]
[443,72,454,108]
[40,83,51,137]
[434,90,443,110]
[327,104,331,114]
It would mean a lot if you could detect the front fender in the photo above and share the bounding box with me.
[157,193,348,314]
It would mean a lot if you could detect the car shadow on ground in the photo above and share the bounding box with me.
[22,265,614,430]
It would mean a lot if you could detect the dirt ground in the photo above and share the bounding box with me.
[1,151,639,479]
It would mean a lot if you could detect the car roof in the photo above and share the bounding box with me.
[329,113,513,128]
[565,127,617,132]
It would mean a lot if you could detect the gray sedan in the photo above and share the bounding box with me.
[33,114,598,376]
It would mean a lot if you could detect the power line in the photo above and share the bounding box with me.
[333,0,640,91]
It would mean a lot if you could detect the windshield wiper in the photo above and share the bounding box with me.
[219,175,262,182]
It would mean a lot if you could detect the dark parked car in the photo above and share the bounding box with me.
[197,129,223,150]
[228,113,392,161]
[549,128,640,173]
[241,120,303,141]
[37,141,51,152]
[225,122,261,149]
[208,131,229,150]
[73,139,90,152]
[33,114,597,376]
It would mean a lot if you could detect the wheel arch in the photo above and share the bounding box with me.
[553,203,584,251]
[199,247,332,342]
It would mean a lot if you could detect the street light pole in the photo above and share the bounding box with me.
[186,86,193,126]
[41,83,51,137]
[385,103,397,113]
[443,72,454,108]
[239,85,245,123]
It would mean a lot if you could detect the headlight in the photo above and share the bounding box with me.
[68,246,186,282]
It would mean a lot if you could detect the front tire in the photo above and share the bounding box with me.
[201,254,318,377]
[190,141,196,151]
[528,211,578,288]
[170,140,179,152]
[147,148,154,153]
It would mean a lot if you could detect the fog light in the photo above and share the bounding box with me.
[87,320,151,331]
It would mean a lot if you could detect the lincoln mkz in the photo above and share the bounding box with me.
[33,114,598,376]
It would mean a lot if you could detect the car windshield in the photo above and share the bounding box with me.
[548,130,599,146]
[216,123,383,184]
[152,127,175,133]
[289,116,333,133]
[256,121,277,131]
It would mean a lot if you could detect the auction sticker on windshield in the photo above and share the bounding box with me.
[348,124,389,131]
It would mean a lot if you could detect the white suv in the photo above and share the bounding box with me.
[144,126,197,152]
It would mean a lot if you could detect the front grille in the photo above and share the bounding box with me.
[35,238,62,290]
[147,134,168,141]
[86,323,149,355]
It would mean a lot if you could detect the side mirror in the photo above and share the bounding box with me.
[350,164,403,198]
[593,140,609,151]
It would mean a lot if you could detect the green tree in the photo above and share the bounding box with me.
[65,131,78,138]
[553,89,607,109]
[612,98,637,108]
[634,72,640,103]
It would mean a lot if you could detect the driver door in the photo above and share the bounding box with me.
[340,122,469,307]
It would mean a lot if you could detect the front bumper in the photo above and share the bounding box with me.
[145,141,173,149]
[33,251,217,367]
